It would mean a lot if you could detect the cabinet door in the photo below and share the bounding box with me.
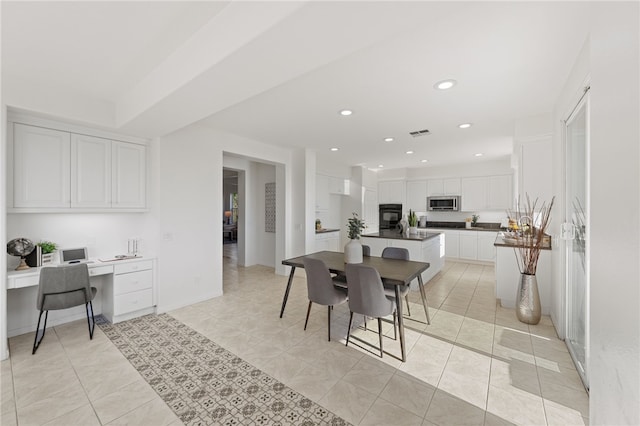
[488,175,513,210]
[328,176,349,195]
[378,181,405,204]
[112,142,146,208]
[477,232,498,262]
[71,134,111,208]
[363,189,379,232]
[426,179,444,196]
[461,177,487,211]
[444,178,461,195]
[444,230,460,258]
[406,180,427,212]
[316,174,329,211]
[13,124,71,208]
[315,236,329,252]
[459,232,478,260]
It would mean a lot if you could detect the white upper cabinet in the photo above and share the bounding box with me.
[328,176,350,195]
[112,142,146,209]
[315,174,329,211]
[461,177,488,211]
[427,178,461,196]
[71,134,112,208]
[378,180,405,204]
[461,175,512,211]
[10,120,147,211]
[405,180,427,212]
[13,124,71,208]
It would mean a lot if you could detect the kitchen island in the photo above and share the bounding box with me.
[361,230,444,286]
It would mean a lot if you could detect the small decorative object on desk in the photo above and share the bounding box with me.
[345,212,365,264]
[408,209,418,234]
[7,238,35,271]
[507,195,555,324]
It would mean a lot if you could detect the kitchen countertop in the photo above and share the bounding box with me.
[420,221,502,232]
[315,228,340,234]
[362,230,442,242]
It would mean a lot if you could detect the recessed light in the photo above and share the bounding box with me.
[434,79,457,90]
[406,150,414,154]
[330,148,339,151]
[378,164,384,168]
[475,153,484,157]
[383,137,394,142]
[421,159,428,163]
[339,109,353,116]
[458,123,472,129]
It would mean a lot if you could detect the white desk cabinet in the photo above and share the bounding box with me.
[104,260,154,323]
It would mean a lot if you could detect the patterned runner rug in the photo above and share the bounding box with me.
[98,314,349,426]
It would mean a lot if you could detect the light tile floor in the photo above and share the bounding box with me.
[1,244,589,425]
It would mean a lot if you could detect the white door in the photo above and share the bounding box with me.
[564,90,589,388]
[13,123,71,208]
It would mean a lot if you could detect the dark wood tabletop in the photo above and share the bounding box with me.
[281,251,429,285]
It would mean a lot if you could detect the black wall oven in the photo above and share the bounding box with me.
[379,204,402,230]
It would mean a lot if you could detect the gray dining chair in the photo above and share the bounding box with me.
[302,257,348,341]
[345,263,399,358]
[381,247,412,315]
[332,244,370,289]
[32,263,97,354]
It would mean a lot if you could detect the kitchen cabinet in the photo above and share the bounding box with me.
[71,133,111,208]
[405,180,427,212]
[12,123,71,208]
[315,231,340,252]
[10,121,148,211]
[378,180,405,204]
[363,188,379,233]
[427,178,461,196]
[315,174,330,211]
[112,141,146,209]
[477,231,499,261]
[461,175,512,211]
[443,230,460,258]
[459,233,478,260]
[328,176,350,195]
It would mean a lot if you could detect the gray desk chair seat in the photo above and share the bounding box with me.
[345,263,399,358]
[303,257,348,341]
[381,247,412,315]
[332,244,370,289]
[32,264,97,355]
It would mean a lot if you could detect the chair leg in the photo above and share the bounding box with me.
[393,311,397,340]
[418,279,431,325]
[86,301,95,339]
[405,294,411,316]
[327,305,332,341]
[32,310,49,355]
[377,318,384,358]
[304,301,313,331]
[346,312,354,347]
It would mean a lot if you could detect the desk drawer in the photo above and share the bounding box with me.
[114,288,153,315]
[114,269,152,295]
[114,260,152,275]
[89,265,113,277]
[12,274,39,289]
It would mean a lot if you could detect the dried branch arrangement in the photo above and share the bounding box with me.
[507,195,555,275]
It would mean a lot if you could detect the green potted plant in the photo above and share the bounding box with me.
[38,240,57,264]
[471,214,480,227]
[408,209,418,234]
[345,212,366,263]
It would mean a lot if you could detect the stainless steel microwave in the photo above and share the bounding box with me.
[427,196,460,211]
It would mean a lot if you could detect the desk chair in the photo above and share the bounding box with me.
[302,257,348,341]
[345,263,398,358]
[332,245,370,289]
[32,264,97,355]
[381,247,413,315]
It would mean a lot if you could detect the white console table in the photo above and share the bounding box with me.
[6,257,156,338]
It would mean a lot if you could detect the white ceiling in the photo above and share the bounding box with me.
[1,1,591,170]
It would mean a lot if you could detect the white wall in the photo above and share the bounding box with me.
[1,104,8,359]
[587,3,639,424]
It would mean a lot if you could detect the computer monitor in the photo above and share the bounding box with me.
[60,247,88,263]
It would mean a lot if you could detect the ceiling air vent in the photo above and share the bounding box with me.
[409,129,431,137]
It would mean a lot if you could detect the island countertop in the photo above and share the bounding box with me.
[362,230,442,242]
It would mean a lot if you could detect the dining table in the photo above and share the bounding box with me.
[280,251,430,362]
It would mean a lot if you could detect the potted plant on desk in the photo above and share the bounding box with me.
[345,212,365,264]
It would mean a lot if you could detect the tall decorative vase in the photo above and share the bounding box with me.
[516,273,541,325]
[344,239,363,264]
